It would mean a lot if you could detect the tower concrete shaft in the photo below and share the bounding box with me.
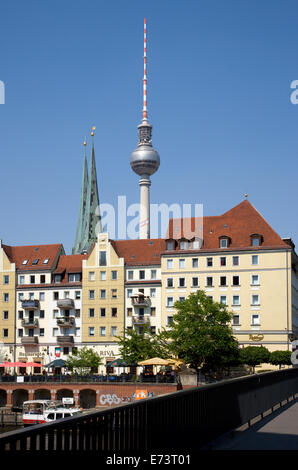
[139,176,151,239]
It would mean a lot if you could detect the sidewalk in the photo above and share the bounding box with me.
[209,399,298,450]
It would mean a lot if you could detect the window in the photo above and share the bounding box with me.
[139,270,145,280]
[167,297,174,307]
[251,275,259,285]
[100,290,106,299]
[179,278,185,288]
[232,315,240,326]
[100,327,106,336]
[127,308,132,317]
[167,316,174,326]
[43,258,49,264]
[232,295,240,306]
[69,273,80,282]
[3,311,8,320]
[18,329,23,338]
[167,241,174,250]
[192,258,198,268]
[206,277,213,287]
[53,328,58,337]
[219,238,228,248]
[89,308,95,318]
[151,269,157,280]
[232,256,239,266]
[127,270,134,280]
[100,308,106,317]
[111,326,117,336]
[75,291,81,299]
[220,276,227,287]
[252,255,259,265]
[32,259,39,265]
[53,310,59,319]
[99,251,107,266]
[192,277,199,287]
[54,274,61,283]
[220,257,226,266]
[207,257,213,267]
[100,271,106,281]
[111,308,117,317]
[18,310,23,319]
[89,271,95,281]
[179,259,185,269]
[3,329,8,338]
[40,328,45,337]
[180,241,188,250]
[127,289,133,298]
[179,296,186,302]
[40,275,45,284]
[150,288,156,298]
[111,271,118,280]
[251,314,260,325]
[53,291,59,300]
[75,309,80,318]
[30,275,35,284]
[18,293,24,301]
[167,259,173,269]
[89,290,95,300]
[220,295,227,305]
[63,347,69,355]
[167,278,174,288]
[252,295,260,306]
[22,259,28,265]
[89,327,95,336]
[251,236,261,247]
[192,239,201,249]
[75,328,80,337]
[232,276,240,286]
[64,291,70,299]
[3,275,9,285]
[19,275,25,285]
[111,289,117,299]
[3,293,8,302]
[150,307,156,316]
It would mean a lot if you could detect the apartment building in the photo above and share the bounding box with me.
[0,241,16,359]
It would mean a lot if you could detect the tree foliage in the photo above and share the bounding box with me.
[269,350,292,368]
[117,325,170,364]
[239,346,270,372]
[66,346,103,375]
[164,290,239,371]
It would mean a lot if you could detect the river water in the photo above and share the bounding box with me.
[0,424,22,434]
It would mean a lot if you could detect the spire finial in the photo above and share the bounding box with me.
[245,193,248,199]
[83,136,87,147]
[142,18,148,123]
[91,126,96,137]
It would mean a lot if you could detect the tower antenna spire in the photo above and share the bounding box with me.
[143,17,148,122]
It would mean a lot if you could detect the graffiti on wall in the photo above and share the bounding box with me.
[99,390,154,406]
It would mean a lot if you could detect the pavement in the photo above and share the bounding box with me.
[208,399,298,451]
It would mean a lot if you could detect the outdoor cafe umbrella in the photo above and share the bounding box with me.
[106,359,137,368]
[44,359,67,368]
[138,358,171,366]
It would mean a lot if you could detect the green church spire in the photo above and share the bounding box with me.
[72,140,89,254]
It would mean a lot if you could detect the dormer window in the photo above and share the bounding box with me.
[32,259,39,265]
[250,234,263,247]
[43,258,49,264]
[179,240,189,250]
[22,260,28,265]
[219,236,230,248]
[166,239,176,251]
[191,238,201,250]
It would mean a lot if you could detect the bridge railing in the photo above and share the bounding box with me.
[0,368,298,452]
[0,373,177,384]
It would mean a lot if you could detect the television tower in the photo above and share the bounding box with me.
[130,18,160,239]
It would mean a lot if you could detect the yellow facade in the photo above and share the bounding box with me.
[82,233,125,345]
[0,241,16,348]
[161,248,296,352]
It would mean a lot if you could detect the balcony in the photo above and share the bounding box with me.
[56,336,74,344]
[131,295,151,307]
[56,316,75,327]
[21,336,39,345]
[132,316,150,325]
[57,299,74,309]
[21,300,39,310]
[21,319,39,328]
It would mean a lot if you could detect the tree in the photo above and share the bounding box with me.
[239,346,270,373]
[269,350,292,369]
[66,346,103,375]
[117,324,170,364]
[164,290,239,371]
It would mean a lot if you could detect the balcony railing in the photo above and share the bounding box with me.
[21,336,39,344]
[132,316,150,325]
[21,319,39,328]
[56,316,75,327]
[56,336,74,344]
[131,295,151,307]
[21,300,39,310]
[57,299,74,309]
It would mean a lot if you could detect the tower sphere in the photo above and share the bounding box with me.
[130,122,160,177]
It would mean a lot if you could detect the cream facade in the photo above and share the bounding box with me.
[82,233,124,365]
[0,241,16,360]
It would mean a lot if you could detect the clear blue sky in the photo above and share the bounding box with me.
[0,0,298,254]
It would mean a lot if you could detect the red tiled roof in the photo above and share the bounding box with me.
[166,200,288,250]
[54,254,88,274]
[2,244,64,270]
[112,239,166,265]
